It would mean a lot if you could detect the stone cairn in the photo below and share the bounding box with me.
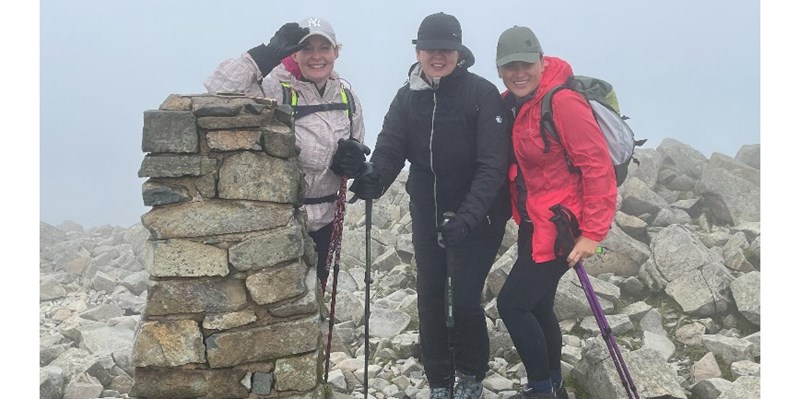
[131,93,325,399]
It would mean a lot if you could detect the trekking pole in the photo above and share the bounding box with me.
[548,204,638,399]
[326,141,371,383]
[440,211,457,399]
[574,261,640,399]
[362,162,375,399]
[323,176,348,383]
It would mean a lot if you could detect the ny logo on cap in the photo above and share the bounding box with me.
[307,18,322,28]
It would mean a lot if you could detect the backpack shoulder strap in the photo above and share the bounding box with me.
[279,82,298,116]
[280,82,297,106]
[341,87,356,117]
[540,83,579,173]
[281,82,357,139]
[340,87,356,139]
[293,102,350,119]
[540,85,569,148]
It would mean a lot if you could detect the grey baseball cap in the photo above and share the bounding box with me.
[299,17,338,47]
[496,26,542,67]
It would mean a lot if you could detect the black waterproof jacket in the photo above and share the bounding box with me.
[370,48,511,235]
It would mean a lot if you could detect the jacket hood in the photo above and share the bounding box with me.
[532,56,573,103]
[407,45,475,90]
[458,45,476,69]
[281,56,302,79]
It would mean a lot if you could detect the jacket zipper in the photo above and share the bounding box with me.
[430,91,439,230]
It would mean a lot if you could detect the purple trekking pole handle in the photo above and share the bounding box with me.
[574,261,640,399]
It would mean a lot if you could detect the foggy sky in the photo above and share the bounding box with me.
[39,0,760,228]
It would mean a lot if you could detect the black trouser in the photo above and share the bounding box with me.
[308,222,334,285]
[497,221,568,383]
[412,206,506,388]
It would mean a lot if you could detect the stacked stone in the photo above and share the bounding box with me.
[131,93,325,399]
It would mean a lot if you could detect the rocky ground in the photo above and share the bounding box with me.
[40,139,761,399]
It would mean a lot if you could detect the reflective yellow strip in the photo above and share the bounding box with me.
[280,82,298,108]
[340,87,349,116]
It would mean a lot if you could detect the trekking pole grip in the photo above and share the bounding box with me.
[439,211,456,248]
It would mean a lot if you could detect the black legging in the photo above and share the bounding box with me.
[497,221,568,382]
[308,222,334,285]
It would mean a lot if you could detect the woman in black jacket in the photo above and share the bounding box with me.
[351,12,511,399]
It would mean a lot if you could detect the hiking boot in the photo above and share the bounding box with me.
[554,383,568,399]
[453,373,483,399]
[510,384,557,399]
[430,387,450,399]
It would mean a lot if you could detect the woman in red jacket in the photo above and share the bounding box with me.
[494,26,617,399]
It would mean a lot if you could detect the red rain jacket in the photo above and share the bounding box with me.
[507,56,617,263]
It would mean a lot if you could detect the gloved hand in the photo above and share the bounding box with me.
[349,171,384,200]
[331,138,370,177]
[441,214,470,247]
[248,22,309,75]
[266,22,310,59]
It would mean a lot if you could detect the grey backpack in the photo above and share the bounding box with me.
[540,75,647,186]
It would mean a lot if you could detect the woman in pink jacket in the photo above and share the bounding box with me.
[494,26,617,399]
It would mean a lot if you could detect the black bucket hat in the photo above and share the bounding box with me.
[412,12,463,51]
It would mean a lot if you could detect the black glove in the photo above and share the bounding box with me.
[267,22,310,59]
[331,138,370,177]
[349,171,384,200]
[441,214,470,247]
[248,23,310,75]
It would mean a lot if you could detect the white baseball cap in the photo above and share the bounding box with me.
[299,17,338,47]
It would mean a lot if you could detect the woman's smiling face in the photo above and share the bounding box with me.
[498,59,543,98]
[292,35,338,89]
[416,48,459,79]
